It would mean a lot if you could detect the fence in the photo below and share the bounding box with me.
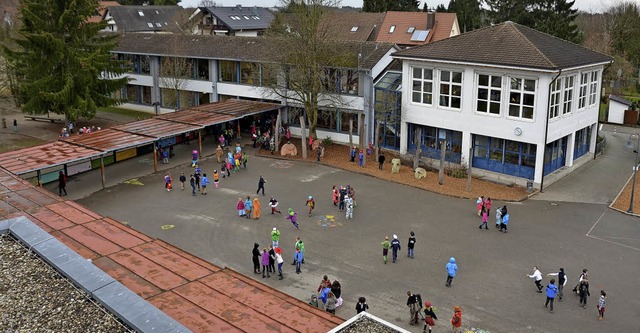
[595,135,607,156]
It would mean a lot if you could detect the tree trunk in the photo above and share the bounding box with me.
[413,127,422,170]
[374,120,380,161]
[275,110,281,153]
[358,113,365,166]
[438,140,446,185]
[300,116,307,159]
[348,119,353,147]
[467,146,472,192]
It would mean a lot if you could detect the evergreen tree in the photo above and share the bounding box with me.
[117,0,179,5]
[483,0,534,26]
[363,0,420,12]
[448,0,483,32]
[435,4,448,12]
[531,0,580,43]
[363,0,385,12]
[3,0,128,123]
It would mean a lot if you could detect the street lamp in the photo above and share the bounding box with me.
[625,133,640,213]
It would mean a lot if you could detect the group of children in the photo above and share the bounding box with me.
[332,185,355,219]
[476,196,509,232]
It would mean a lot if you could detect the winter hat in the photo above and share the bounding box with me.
[275,247,282,254]
[410,231,415,236]
[393,234,397,239]
[308,195,313,199]
[385,236,389,240]
[288,208,294,215]
[424,301,431,307]
[273,227,277,231]
[454,306,462,312]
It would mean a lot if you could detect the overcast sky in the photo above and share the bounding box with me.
[180,0,639,13]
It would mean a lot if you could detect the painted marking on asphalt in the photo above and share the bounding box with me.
[270,161,293,169]
[586,210,607,236]
[161,224,175,230]
[124,178,144,186]
[586,209,640,251]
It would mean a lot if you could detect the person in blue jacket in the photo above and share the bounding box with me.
[391,235,401,263]
[244,196,253,219]
[545,279,559,313]
[445,257,458,287]
[500,210,509,233]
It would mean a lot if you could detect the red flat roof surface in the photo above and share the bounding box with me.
[113,118,202,139]
[157,109,236,127]
[62,128,156,152]
[0,141,102,175]
[191,99,281,116]
[0,167,343,332]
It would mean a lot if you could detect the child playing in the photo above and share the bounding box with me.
[381,236,391,264]
[213,170,219,188]
[286,208,299,229]
[479,207,488,229]
[597,290,606,320]
[236,198,245,217]
[306,195,315,217]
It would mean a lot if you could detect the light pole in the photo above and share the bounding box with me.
[626,133,640,213]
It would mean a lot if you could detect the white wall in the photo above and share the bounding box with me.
[233,30,258,37]
[608,100,628,124]
[289,126,360,145]
[126,74,154,86]
[158,79,213,94]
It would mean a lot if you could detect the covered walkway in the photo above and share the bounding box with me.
[0,99,281,186]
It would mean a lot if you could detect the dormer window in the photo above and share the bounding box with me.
[351,26,358,32]
[147,22,153,28]
[243,15,250,20]
[156,22,162,27]
[389,25,396,33]
[138,10,144,16]
[407,27,415,33]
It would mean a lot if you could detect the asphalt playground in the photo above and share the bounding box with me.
[57,128,640,333]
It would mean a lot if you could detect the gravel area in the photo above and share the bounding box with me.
[258,140,529,201]
[611,172,640,213]
[336,316,401,333]
[0,234,131,332]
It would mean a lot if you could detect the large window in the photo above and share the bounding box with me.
[562,75,574,115]
[140,56,150,75]
[508,78,535,119]
[219,60,237,82]
[340,112,359,133]
[126,85,139,103]
[180,90,196,109]
[588,71,599,106]
[473,134,536,179]
[439,70,462,109]
[411,67,433,105]
[240,62,261,85]
[317,109,337,131]
[408,124,462,163]
[578,72,588,109]
[549,79,561,119]
[476,74,502,114]
[196,59,209,80]
[141,86,151,105]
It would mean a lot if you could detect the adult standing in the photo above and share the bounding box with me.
[252,243,260,274]
[547,268,568,301]
[162,149,169,164]
[252,197,261,219]
[391,235,401,263]
[527,266,544,293]
[545,279,559,313]
[445,257,458,287]
[58,171,67,196]
[257,175,266,196]
[355,297,369,314]
[451,306,463,333]
[271,227,280,248]
[407,231,416,258]
[378,152,385,170]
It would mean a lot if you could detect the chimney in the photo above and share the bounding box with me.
[236,4,242,11]
[426,11,435,30]
[253,6,258,15]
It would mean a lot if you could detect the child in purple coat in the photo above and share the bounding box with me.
[261,248,270,278]
[286,208,299,229]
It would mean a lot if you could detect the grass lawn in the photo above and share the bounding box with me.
[98,106,153,120]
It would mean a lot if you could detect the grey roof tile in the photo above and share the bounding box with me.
[202,6,274,30]
[108,5,189,33]
[394,21,612,70]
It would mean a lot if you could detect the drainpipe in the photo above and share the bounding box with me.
[540,69,562,193]
[594,61,614,161]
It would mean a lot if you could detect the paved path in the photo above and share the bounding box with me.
[75,146,640,333]
[532,125,636,204]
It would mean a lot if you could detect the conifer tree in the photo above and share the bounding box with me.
[447,0,483,32]
[531,0,580,43]
[3,0,128,123]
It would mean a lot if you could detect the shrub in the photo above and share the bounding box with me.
[322,137,333,146]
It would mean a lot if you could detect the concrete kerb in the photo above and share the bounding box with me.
[0,216,191,333]
[253,147,532,202]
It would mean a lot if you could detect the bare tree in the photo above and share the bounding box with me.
[262,0,357,140]
[159,56,193,111]
[198,0,218,7]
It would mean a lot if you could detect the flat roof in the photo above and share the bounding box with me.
[0,167,343,331]
[62,128,156,152]
[0,141,103,175]
[113,118,202,139]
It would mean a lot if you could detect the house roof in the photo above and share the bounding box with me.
[0,167,343,332]
[394,21,613,70]
[88,1,120,24]
[201,5,274,30]
[428,12,457,42]
[375,11,456,46]
[112,33,396,70]
[609,95,633,106]
[320,12,386,42]
[106,5,189,33]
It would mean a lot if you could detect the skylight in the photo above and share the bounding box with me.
[407,27,415,33]
[410,30,430,42]
[252,15,260,20]
[351,26,358,32]
[138,10,144,16]
[156,22,162,27]
[147,22,153,28]
[243,15,250,20]
[389,25,396,33]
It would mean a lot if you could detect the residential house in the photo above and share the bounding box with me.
[607,95,635,125]
[376,11,460,47]
[88,1,120,24]
[320,11,385,42]
[111,33,398,145]
[393,21,612,188]
[192,5,274,36]
[103,5,190,33]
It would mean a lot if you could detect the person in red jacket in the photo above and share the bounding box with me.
[451,306,463,333]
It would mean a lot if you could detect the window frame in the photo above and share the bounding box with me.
[578,72,588,109]
[549,78,561,119]
[507,77,536,120]
[588,71,599,106]
[411,67,434,106]
[562,75,574,115]
[475,73,502,116]
[438,69,463,110]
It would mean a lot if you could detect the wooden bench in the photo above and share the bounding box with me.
[24,115,64,123]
